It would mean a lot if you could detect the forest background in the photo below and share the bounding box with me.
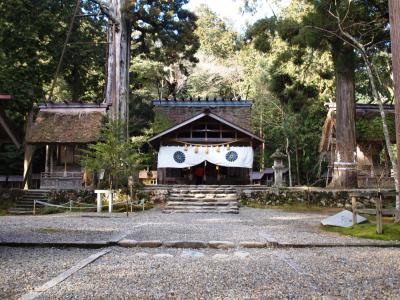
[0,0,394,185]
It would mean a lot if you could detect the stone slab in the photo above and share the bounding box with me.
[163,241,207,249]
[118,239,138,247]
[208,241,235,249]
[239,241,267,248]
[136,240,163,248]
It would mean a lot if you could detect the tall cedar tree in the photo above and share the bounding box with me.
[91,0,199,122]
[277,0,388,188]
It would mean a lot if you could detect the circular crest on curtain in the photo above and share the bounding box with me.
[173,151,186,163]
[225,151,238,162]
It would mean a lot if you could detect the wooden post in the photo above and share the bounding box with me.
[69,200,72,212]
[389,0,400,221]
[376,194,383,234]
[351,195,357,226]
[33,200,36,216]
[108,191,113,213]
[45,145,49,173]
[96,191,102,213]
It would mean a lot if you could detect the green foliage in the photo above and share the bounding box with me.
[322,223,400,241]
[0,0,107,125]
[80,119,151,189]
[194,5,238,59]
[127,0,200,65]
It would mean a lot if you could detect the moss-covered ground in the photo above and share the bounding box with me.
[322,223,400,241]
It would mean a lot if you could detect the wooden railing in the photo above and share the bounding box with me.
[40,172,83,190]
[350,190,396,234]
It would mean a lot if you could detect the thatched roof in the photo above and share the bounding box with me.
[319,103,396,153]
[319,110,335,153]
[26,110,106,144]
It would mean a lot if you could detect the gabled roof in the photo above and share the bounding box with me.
[148,111,263,147]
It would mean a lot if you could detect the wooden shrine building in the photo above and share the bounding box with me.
[320,103,395,188]
[148,98,263,185]
[24,102,107,190]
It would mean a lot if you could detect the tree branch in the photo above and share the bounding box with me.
[89,0,119,25]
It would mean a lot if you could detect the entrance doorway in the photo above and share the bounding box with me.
[191,162,250,185]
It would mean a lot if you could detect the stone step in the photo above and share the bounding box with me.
[23,195,48,199]
[168,195,237,200]
[165,204,238,210]
[166,201,238,207]
[8,210,34,215]
[167,198,238,203]
[163,209,239,214]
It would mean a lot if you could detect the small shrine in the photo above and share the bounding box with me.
[148,98,264,185]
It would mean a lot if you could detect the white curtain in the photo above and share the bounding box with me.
[157,145,254,168]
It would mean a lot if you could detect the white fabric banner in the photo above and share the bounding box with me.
[157,146,254,169]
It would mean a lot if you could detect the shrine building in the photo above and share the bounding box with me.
[148,98,264,185]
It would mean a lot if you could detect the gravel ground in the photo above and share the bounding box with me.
[0,207,398,245]
[0,247,95,299]
[37,247,400,299]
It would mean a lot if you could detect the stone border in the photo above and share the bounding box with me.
[1,239,399,249]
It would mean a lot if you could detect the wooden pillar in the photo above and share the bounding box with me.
[50,146,54,173]
[45,145,49,173]
[376,194,383,234]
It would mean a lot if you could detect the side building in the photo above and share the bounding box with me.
[320,103,395,188]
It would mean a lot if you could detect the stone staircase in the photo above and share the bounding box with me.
[9,190,49,215]
[164,185,239,214]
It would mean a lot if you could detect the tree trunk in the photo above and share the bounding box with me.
[105,0,130,129]
[330,45,358,188]
[389,0,400,221]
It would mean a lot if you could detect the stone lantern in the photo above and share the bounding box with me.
[271,149,287,187]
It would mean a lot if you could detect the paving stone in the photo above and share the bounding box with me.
[212,254,230,260]
[163,241,207,249]
[180,250,205,258]
[208,241,235,249]
[136,240,163,248]
[153,253,174,259]
[234,251,250,259]
[134,252,149,257]
[118,239,138,248]
[239,241,267,248]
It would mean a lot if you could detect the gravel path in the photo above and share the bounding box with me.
[0,247,95,299]
[37,247,400,299]
[0,207,398,245]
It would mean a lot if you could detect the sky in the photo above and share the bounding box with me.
[184,0,290,33]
